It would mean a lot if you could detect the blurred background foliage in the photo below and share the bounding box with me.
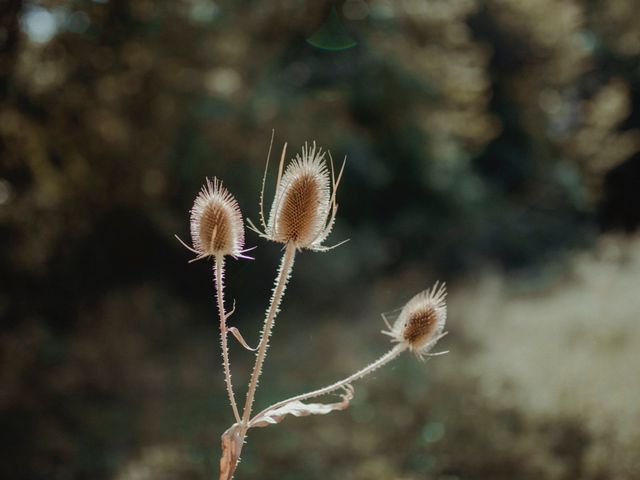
[1,1,640,479]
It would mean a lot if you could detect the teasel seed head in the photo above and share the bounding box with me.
[382,282,447,360]
[267,142,330,248]
[178,177,250,261]
[248,134,346,252]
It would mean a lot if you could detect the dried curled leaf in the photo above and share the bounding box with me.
[249,385,354,428]
[228,326,258,351]
[219,423,243,480]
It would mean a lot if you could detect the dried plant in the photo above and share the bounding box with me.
[178,133,449,479]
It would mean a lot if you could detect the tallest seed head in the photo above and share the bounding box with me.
[189,177,245,259]
[267,142,329,249]
[250,140,345,252]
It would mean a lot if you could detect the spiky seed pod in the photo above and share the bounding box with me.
[267,143,331,249]
[383,282,447,360]
[249,139,345,252]
[189,177,245,259]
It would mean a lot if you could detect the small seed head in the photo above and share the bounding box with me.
[383,282,447,360]
[190,178,245,259]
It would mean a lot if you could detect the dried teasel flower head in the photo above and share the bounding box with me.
[248,135,346,252]
[382,282,447,360]
[177,177,251,261]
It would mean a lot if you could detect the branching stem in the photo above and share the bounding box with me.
[214,255,241,424]
[252,343,406,422]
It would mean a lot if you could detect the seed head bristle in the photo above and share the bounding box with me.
[189,177,245,259]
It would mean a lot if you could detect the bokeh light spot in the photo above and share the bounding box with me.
[189,0,219,25]
[205,68,241,96]
[0,179,13,205]
[66,11,91,33]
[421,422,445,443]
[21,6,58,44]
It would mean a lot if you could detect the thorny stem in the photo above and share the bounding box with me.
[214,255,241,424]
[251,343,407,423]
[241,242,297,428]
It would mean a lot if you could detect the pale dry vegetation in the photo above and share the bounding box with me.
[111,235,640,480]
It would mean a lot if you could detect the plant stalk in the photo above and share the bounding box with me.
[214,255,241,424]
[241,242,297,428]
[252,343,406,423]
[241,243,296,432]
[219,243,297,479]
